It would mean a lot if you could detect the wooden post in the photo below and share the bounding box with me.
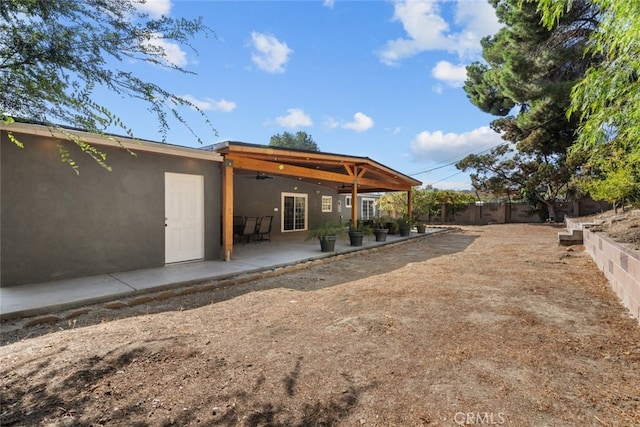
[407,189,413,223]
[351,175,358,226]
[222,159,234,261]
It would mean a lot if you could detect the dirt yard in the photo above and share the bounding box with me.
[1,224,639,426]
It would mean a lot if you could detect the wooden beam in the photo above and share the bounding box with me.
[230,155,345,181]
[216,141,423,187]
[228,155,411,191]
[407,189,413,223]
[222,159,234,260]
[343,164,355,176]
[356,178,409,192]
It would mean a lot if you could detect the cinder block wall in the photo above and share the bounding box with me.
[567,218,640,324]
[448,200,611,225]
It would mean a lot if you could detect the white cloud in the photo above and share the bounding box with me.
[323,116,341,129]
[322,113,375,132]
[342,112,374,132]
[323,0,335,8]
[250,32,293,73]
[431,60,467,87]
[276,108,312,128]
[143,32,188,67]
[453,0,504,56]
[410,126,503,164]
[212,99,237,112]
[135,0,171,19]
[386,126,402,135]
[181,95,236,112]
[377,0,501,66]
[377,0,449,66]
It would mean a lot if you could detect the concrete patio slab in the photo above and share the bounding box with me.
[0,229,446,320]
[0,275,135,318]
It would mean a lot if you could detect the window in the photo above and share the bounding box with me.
[282,193,307,232]
[345,195,352,208]
[322,196,333,212]
[362,198,375,220]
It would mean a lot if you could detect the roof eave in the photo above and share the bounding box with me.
[1,122,223,162]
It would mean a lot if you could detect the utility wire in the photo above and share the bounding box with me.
[415,111,571,187]
[408,143,500,177]
[427,170,466,187]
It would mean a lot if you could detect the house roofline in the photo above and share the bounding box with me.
[209,140,421,187]
[1,122,223,162]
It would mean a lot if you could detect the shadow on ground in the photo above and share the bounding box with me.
[1,340,377,426]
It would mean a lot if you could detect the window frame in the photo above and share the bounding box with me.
[361,197,376,220]
[281,192,308,232]
[321,195,333,213]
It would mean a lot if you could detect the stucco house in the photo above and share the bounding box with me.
[1,123,420,286]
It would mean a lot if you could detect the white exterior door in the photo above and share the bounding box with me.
[165,172,204,264]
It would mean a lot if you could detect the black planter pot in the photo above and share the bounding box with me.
[319,235,337,252]
[349,231,364,246]
[399,226,411,237]
[374,228,388,242]
[416,224,426,233]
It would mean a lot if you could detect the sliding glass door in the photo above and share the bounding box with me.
[282,193,307,232]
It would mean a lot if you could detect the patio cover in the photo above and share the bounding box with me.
[211,141,422,260]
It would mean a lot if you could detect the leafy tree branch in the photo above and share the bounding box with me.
[1,0,216,172]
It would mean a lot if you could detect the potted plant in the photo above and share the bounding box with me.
[397,216,412,237]
[306,221,347,252]
[386,219,399,235]
[372,217,389,242]
[348,220,373,247]
[416,223,427,233]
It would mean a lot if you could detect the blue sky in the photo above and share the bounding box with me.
[112,0,505,189]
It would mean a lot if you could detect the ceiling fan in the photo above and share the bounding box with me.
[254,172,273,180]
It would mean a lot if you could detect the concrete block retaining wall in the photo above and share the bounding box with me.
[437,199,611,226]
[566,218,640,324]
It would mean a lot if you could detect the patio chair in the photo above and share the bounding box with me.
[239,217,259,245]
[255,215,273,243]
[233,215,245,243]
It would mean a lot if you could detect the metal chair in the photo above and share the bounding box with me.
[233,215,245,243]
[255,215,273,242]
[240,217,258,245]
